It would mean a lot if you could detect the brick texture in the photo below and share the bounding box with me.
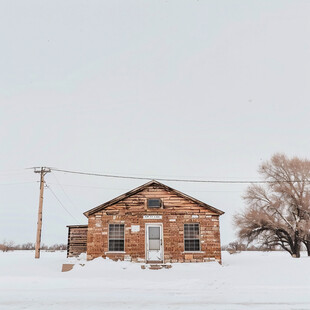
[86,184,222,263]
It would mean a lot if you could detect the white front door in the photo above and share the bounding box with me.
[146,224,163,262]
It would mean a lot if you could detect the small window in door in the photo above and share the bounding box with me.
[149,227,160,250]
[147,198,162,208]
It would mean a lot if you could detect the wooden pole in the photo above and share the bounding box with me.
[34,167,50,259]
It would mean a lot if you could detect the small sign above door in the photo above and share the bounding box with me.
[143,215,162,220]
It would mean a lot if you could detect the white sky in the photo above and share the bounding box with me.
[0,0,310,246]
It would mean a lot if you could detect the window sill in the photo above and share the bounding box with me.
[182,251,205,254]
[105,251,126,254]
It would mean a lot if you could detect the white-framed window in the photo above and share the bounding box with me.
[109,224,125,251]
[184,223,200,251]
[147,198,162,208]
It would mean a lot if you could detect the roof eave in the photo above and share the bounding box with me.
[83,180,158,217]
[83,180,224,217]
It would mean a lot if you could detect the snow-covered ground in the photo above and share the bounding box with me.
[0,251,309,310]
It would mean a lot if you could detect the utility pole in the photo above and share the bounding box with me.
[34,167,51,259]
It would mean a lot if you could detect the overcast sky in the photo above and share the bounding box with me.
[0,0,310,246]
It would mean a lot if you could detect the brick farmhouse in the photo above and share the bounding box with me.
[67,180,224,264]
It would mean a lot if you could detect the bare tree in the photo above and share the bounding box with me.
[21,242,35,250]
[226,240,247,254]
[0,240,15,252]
[304,239,310,256]
[234,154,310,258]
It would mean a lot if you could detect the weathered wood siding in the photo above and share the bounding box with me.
[67,225,88,257]
[87,183,222,263]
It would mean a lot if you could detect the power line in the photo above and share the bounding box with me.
[48,182,131,190]
[50,167,308,184]
[51,172,77,208]
[47,182,243,193]
[0,181,37,186]
[0,169,29,175]
[47,185,79,223]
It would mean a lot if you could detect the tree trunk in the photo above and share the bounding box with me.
[292,232,301,258]
[303,240,310,256]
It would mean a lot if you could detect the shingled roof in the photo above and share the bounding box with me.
[83,180,224,217]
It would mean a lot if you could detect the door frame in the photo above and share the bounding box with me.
[145,223,164,263]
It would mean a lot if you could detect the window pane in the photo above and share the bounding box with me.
[149,239,160,250]
[184,224,200,251]
[149,227,160,239]
[109,224,124,239]
[109,240,124,251]
[148,199,161,208]
[109,224,124,251]
[184,224,199,239]
[185,240,200,251]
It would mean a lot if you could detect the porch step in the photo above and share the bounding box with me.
[141,264,172,270]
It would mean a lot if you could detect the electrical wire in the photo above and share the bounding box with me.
[47,182,131,190]
[47,185,79,223]
[51,172,77,208]
[0,169,29,175]
[0,181,37,186]
[47,182,243,193]
[50,167,307,184]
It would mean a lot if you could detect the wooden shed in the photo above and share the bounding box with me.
[67,180,224,264]
[67,225,88,257]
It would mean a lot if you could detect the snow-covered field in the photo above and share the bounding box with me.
[0,251,309,310]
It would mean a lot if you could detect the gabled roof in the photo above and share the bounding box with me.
[83,180,224,217]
